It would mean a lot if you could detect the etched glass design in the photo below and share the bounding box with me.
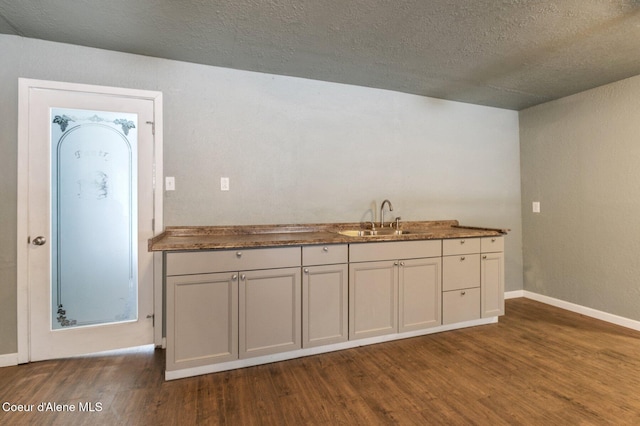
[51,108,138,329]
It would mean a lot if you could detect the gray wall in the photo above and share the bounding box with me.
[0,34,523,356]
[520,74,640,321]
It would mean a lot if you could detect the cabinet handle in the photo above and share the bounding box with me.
[240,274,246,281]
[232,274,238,280]
[304,268,309,274]
[323,246,329,252]
[461,291,466,296]
[460,256,465,261]
[236,251,242,258]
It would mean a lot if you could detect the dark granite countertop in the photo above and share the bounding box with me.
[148,220,508,252]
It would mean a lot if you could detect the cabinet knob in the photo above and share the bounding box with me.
[491,238,496,242]
[460,256,465,261]
[323,246,329,252]
[461,291,466,296]
[236,251,242,257]
[400,261,405,267]
[483,255,487,259]
[460,240,465,244]
[394,261,399,266]
[232,274,238,280]
[304,268,309,274]
[240,274,246,281]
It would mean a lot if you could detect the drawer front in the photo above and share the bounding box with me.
[481,236,504,253]
[166,246,301,276]
[442,254,480,291]
[303,244,348,266]
[442,287,480,325]
[349,240,441,263]
[442,238,481,256]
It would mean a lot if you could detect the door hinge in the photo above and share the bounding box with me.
[152,218,155,232]
[146,121,155,135]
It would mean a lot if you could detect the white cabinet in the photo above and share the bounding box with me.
[163,232,505,378]
[481,237,505,318]
[399,257,442,332]
[239,267,301,358]
[442,287,481,324]
[442,238,481,325]
[302,245,348,348]
[442,237,505,324]
[349,260,398,339]
[166,272,238,371]
[165,246,302,367]
[349,240,441,339]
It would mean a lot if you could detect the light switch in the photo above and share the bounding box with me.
[532,201,540,213]
[220,177,230,191]
[165,176,175,191]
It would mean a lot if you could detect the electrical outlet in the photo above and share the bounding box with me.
[532,201,540,213]
[220,177,230,191]
[165,176,175,191]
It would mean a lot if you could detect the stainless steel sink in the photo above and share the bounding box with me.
[337,229,411,237]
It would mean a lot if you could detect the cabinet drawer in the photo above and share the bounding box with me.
[303,244,348,266]
[442,238,480,255]
[350,240,441,263]
[166,246,301,276]
[442,254,480,291]
[481,236,504,253]
[442,287,480,325]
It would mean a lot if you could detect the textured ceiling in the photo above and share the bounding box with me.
[1,0,640,110]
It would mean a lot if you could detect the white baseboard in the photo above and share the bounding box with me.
[0,353,18,368]
[505,290,524,299]
[522,290,640,332]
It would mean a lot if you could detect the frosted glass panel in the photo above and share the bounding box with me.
[51,108,138,329]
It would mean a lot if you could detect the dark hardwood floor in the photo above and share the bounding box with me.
[2,298,640,425]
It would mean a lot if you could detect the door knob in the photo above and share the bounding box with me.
[32,236,47,246]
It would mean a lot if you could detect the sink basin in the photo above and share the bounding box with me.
[338,229,411,237]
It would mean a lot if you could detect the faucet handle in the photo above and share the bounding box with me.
[369,221,376,230]
[394,217,402,229]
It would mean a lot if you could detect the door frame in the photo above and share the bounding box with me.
[16,78,164,363]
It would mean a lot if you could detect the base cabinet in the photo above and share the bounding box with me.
[349,240,442,340]
[303,263,349,347]
[164,235,505,378]
[442,238,481,325]
[349,260,398,340]
[399,257,442,332]
[443,287,481,324]
[481,237,505,318]
[166,272,238,371]
[239,267,301,359]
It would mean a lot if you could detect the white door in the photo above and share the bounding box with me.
[18,79,162,361]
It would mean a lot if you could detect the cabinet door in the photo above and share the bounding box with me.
[481,252,505,317]
[399,258,442,332]
[166,272,238,371]
[442,254,480,291]
[239,267,301,359]
[349,261,398,340]
[442,288,480,325]
[302,264,348,348]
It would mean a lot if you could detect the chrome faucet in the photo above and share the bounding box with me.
[380,199,394,228]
